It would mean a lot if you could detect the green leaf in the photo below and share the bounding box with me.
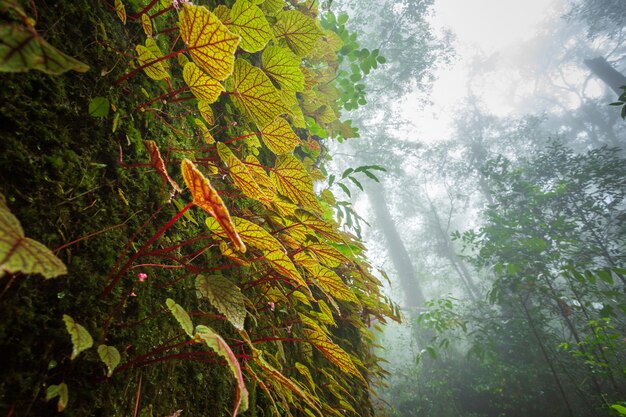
[0,23,89,75]
[97,345,121,377]
[273,10,322,56]
[166,298,194,338]
[347,176,363,191]
[597,269,614,285]
[89,97,110,118]
[194,325,249,415]
[46,382,69,412]
[262,45,305,92]
[63,315,93,360]
[611,404,626,415]
[0,196,67,278]
[337,182,351,197]
[196,274,246,330]
[229,0,273,53]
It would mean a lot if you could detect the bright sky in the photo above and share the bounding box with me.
[398,0,568,142]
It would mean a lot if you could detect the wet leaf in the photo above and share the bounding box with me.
[183,61,224,103]
[304,329,364,382]
[260,117,301,155]
[273,10,322,56]
[136,44,168,80]
[271,154,322,213]
[196,274,246,330]
[143,140,182,192]
[63,315,93,360]
[195,325,249,415]
[179,4,240,80]
[166,298,194,338]
[0,198,67,278]
[217,143,264,200]
[97,345,121,377]
[231,58,290,128]
[46,383,69,412]
[182,159,246,252]
[229,0,273,53]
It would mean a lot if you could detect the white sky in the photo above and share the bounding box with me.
[397,0,569,142]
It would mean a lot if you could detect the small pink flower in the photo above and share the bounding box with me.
[268,302,275,311]
[137,273,148,282]
[130,292,137,297]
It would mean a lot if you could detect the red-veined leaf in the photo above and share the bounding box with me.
[272,10,322,57]
[303,329,365,383]
[195,325,249,416]
[141,14,152,36]
[262,45,304,92]
[115,0,126,24]
[143,140,181,192]
[178,4,240,81]
[194,118,215,144]
[196,274,246,330]
[271,154,322,213]
[231,58,290,128]
[198,100,215,125]
[260,117,301,155]
[262,247,308,290]
[311,265,358,303]
[136,44,168,80]
[228,0,273,53]
[217,143,265,200]
[181,159,246,252]
[183,61,224,103]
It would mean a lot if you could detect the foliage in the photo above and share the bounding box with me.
[0,0,397,416]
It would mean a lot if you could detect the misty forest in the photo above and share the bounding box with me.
[0,0,625,416]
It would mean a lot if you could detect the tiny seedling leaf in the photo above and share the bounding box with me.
[97,345,121,377]
[89,97,110,117]
[166,298,194,338]
[63,314,93,360]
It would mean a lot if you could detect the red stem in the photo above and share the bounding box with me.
[223,132,260,145]
[135,86,188,112]
[114,49,186,85]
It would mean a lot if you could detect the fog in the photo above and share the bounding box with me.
[327,0,626,415]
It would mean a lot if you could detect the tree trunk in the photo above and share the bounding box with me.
[584,57,626,95]
[365,182,426,310]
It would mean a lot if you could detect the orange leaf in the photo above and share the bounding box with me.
[115,0,126,25]
[178,4,240,81]
[141,14,152,37]
[181,159,246,252]
[183,62,224,104]
[143,140,182,193]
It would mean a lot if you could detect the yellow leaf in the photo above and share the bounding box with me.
[181,159,246,252]
[198,100,215,125]
[231,58,290,129]
[183,62,224,104]
[260,0,284,14]
[213,5,231,22]
[262,247,308,290]
[273,10,322,57]
[136,45,168,80]
[115,0,126,24]
[229,0,273,53]
[208,216,284,252]
[306,242,349,267]
[292,251,319,271]
[296,210,344,243]
[298,313,328,335]
[145,38,169,69]
[311,265,358,303]
[193,118,215,143]
[260,117,301,155]
[217,143,265,200]
[178,4,240,81]
[141,14,152,37]
[262,45,304,92]
[295,362,316,391]
[244,155,275,191]
[316,299,336,326]
[303,330,364,383]
[220,241,251,265]
[271,155,322,213]
[279,89,306,128]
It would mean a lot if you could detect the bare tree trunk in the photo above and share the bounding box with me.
[365,182,426,310]
[584,57,626,95]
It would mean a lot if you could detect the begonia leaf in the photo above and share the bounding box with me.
[196,274,246,330]
[97,345,121,377]
[228,0,273,53]
[231,58,290,128]
[260,117,300,155]
[195,325,249,415]
[166,298,194,338]
[178,4,240,81]
[198,100,215,125]
[115,0,126,24]
[0,198,67,279]
[303,329,364,383]
[143,140,182,193]
[136,44,168,80]
[181,159,246,252]
[183,61,224,104]
[262,45,304,92]
[217,142,265,200]
[272,10,322,57]
[311,265,358,303]
[194,118,215,144]
[262,247,308,290]
[141,14,152,37]
[46,383,69,412]
[63,315,93,360]
[271,154,322,213]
